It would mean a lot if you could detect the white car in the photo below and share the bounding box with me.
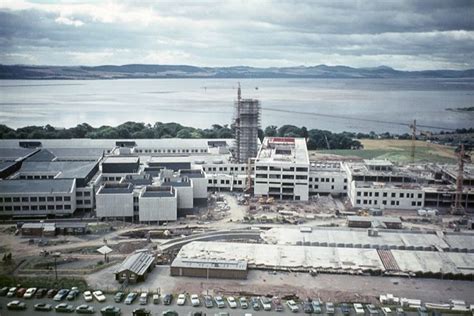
[227,296,237,308]
[23,288,37,298]
[177,293,186,306]
[287,300,299,312]
[191,294,200,307]
[354,303,365,314]
[83,291,93,302]
[93,290,106,302]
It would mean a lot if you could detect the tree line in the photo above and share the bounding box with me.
[1,121,368,150]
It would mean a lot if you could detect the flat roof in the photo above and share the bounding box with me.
[256,137,309,165]
[0,179,74,194]
[141,186,175,197]
[17,161,98,179]
[97,183,133,194]
[162,181,191,187]
[102,156,139,164]
[171,258,247,270]
[347,216,402,223]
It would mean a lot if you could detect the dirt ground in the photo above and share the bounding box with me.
[85,265,474,304]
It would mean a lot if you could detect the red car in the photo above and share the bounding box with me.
[16,288,27,298]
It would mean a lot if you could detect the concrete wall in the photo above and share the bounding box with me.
[170,266,247,279]
[139,195,177,222]
[190,177,208,199]
[96,192,134,218]
[175,185,193,209]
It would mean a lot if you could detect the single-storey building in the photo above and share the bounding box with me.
[114,250,155,284]
[170,258,248,279]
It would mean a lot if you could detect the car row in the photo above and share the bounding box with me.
[6,300,121,315]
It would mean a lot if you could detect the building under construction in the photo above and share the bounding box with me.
[233,83,261,164]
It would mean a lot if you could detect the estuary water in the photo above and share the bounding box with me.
[0,78,473,133]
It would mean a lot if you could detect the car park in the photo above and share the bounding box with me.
[177,293,187,305]
[153,294,160,304]
[114,292,124,303]
[260,296,272,311]
[0,286,9,296]
[227,296,237,308]
[163,294,173,305]
[54,289,70,301]
[16,287,27,298]
[93,290,107,302]
[287,300,299,313]
[240,296,249,309]
[303,299,313,314]
[83,291,93,302]
[204,295,213,308]
[312,300,322,313]
[6,287,17,297]
[7,300,27,310]
[250,297,260,311]
[191,294,201,307]
[76,304,95,314]
[326,302,335,314]
[273,297,284,312]
[23,287,37,298]
[47,289,58,298]
[215,296,225,308]
[354,303,365,314]
[34,302,52,311]
[101,305,121,316]
[139,292,148,305]
[55,302,75,313]
[36,288,47,298]
[341,303,352,315]
[125,292,138,305]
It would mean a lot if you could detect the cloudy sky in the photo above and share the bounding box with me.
[0,0,473,70]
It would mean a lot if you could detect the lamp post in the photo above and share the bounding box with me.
[53,252,61,282]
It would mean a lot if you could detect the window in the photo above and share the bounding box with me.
[357,192,361,196]
[374,192,379,197]
[418,193,422,199]
[364,192,368,197]
[344,179,347,183]
[30,197,37,202]
[39,197,46,202]
[331,185,334,190]
[84,192,91,197]
[332,178,335,182]
[343,186,347,190]
[5,197,11,203]
[382,200,387,205]
[296,167,308,172]
[296,175,307,180]
[84,200,91,205]
[56,196,63,202]
[400,193,404,198]
[383,192,387,197]
[65,205,71,210]
[356,199,361,204]
[391,201,395,205]
[31,205,38,210]
[13,197,20,202]
[208,180,212,184]
[48,205,54,210]
[21,197,29,202]
[77,200,83,205]
[256,166,267,171]
[56,205,63,210]
[391,193,396,198]
[14,206,21,211]
[47,197,54,202]
[411,201,416,206]
[22,205,29,211]
[64,196,71,202]
[39,205,46,210]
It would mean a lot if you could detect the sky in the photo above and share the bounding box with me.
[0,0,473,70]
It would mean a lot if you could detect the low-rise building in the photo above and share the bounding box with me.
[114,250,155,284]
[170,258,248,279]
[96,183,134,220]
[138,186,177,223]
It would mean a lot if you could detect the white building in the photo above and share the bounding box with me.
[139,186,177,223]
[309,161,347,196]
[95,183,134,219]
[254,137,310,201]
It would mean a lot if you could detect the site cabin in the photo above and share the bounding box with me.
[114,251,155,284]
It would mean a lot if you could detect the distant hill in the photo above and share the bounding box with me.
[1,64,473,79]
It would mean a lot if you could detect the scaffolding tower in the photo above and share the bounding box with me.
[234,83,261,164]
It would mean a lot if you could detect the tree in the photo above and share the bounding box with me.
[264,125,278,137]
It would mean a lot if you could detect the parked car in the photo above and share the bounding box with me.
[312,300,322,314]
[177,293,187,305]
[162,311,178,316]
[191,294,201,307]
[163,294,173,305]
[354,303,365,314]
[35,288,47,298]
[67,289,79,300]
[260,297,272,311]
[341,303,352,315]
[0,286,9,296]
[7,287,17,297]
[417,306,429,316]
[326,302,335,314]
[114,292,124,303]
[47,288,58,298]
[54,289,70,301]
[189,312,205,316]
[93,290,106,302]
[396,307,405,316]
[287,300,299,313]
[133,307,151,316]
[34,302,52,311]
[273,297,284,312]
[204,295,213,308]
[139,292,148,305]
[303,299,314,314]
[55,303,75,313]
[367,304,379,316]
[250,297,260,311]
[152,294,160,304]
[100,305,121,316]
[214,296,225,308]
[239,296,249,309]
[7,300,27,310]
[23,287,37,298]
[382,307,393,316]
[83,291,93,302]
[76,304,95,314]
[125,292,138,305]
[16,287,27,298]
[227,296,237,308]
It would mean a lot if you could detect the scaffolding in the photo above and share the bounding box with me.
[234,83,261,164]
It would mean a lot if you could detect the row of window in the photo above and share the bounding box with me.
[255,166,308,172]
[309,184,347,191]
[309,177,347,183]
[203,166,246,172]
[0,196,71,203]
[208,179,244,185]
[0,204,72,211]
[102,176,122,181]
[76,191,91,197]
[255,174,308,180]
[355,199,423,207]
[356,191,423,199]
[136,148,207,153]
[19,175,55,180]
[76,200,91,205]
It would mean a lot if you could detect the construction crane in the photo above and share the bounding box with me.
[409,119,432,163]
[451,144,472,215]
